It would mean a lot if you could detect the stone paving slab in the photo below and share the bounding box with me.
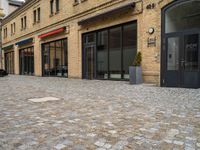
[0,75,200,150]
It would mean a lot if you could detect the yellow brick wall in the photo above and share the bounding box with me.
[1,0,174,84]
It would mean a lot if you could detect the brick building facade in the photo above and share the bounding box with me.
[1,0,200,88]
[0,0,23,69]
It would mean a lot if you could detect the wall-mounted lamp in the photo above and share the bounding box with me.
[148,27,155,35]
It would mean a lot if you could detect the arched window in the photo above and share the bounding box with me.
[165,0,200,33]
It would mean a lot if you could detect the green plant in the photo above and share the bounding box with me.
[133,52,142,66]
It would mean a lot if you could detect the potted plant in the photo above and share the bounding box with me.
[129,52,142,84]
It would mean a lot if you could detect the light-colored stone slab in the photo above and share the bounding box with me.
[28,97,61,103]
[54,144,66,150]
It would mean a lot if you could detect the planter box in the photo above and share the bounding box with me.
[129,66,142,84]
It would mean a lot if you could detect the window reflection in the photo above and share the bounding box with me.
[167,37,179,70]
[5,51,14,74]
[97,30,108,79]
[83,22,137,80]
[123,23,137,79]
[109,27,122,79]
[184,34,199,71]
[42,39,68,77]
[19,47,34,75]
[165,1,200,33]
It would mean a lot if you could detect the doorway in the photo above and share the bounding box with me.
[19,47,34,75]
[164,33,200,88]
[5,51,14,74]
[161,0,200,88]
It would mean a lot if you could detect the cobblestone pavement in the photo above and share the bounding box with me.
[0,75,200,150]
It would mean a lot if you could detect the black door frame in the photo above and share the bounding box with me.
[41,38,68,78]
[82,33,96,79]
[161,0,200,88]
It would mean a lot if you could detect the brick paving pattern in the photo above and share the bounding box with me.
[0,75,200,150]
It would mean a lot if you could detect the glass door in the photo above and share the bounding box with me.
[164,33,200,88]
[5,51,14,74]
[83,33,96,79]
[164,36,181,87]
[85,45,95,79]
[180,34,200,88]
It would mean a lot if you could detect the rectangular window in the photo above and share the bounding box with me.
[11,24,13,35]
[123,23,137,79]
[5,51,15,74]
[19,47,34,75]
[96,30,108,79]
[4,28,7,38]
[109,27,122,79]
[33,10,37,23]
[13,22,16,33]
[24,16,27,29]
[42,39,68,77]
[21,18,23,29]
[50,0,54,15]
[56,0,59,12]
[83,22,137,80]
[37,7,40,21]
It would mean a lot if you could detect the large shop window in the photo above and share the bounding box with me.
[19,47,34,75]
[83,21,137,80]
[5,51,15,74]
[42,39,68,77]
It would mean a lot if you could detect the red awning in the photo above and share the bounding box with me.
[38,27,65,38]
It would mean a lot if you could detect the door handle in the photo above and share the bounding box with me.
[180,60,185,67]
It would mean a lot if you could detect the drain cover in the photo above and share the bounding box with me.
[28,97,61,103]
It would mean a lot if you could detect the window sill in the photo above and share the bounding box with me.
[21,28,27,31]
[49,14,54,17]
[55,11,59,15]
[73,0,87,6]
[73,2,79,6]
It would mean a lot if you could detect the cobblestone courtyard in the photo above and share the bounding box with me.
[0,75,200,150]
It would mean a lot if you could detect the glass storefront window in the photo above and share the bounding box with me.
[42,38,68,77]
[109,27,122,79]
[44,44,50,76]
[5,51,14,74]
[97,30,108,79]
[123,23,137,79]
[83,22,137,80]
[19,47,34,75]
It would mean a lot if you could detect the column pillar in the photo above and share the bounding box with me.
[1,50,4,70]
[14,45,19,75]
[34,36,42,76]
